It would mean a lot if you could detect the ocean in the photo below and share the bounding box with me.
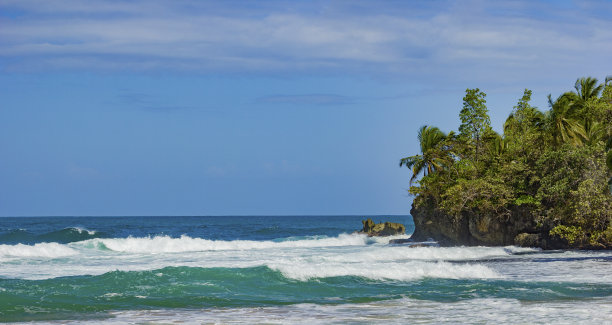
[0,215,611,324]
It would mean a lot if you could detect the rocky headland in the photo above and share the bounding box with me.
[409,201,603,249]
[400,78,612,250]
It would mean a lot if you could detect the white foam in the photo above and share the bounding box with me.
[81,233,373,253]
[0,242,78,258]
[268,260,501,281]
[71,227,97,235]
[320,246,539,263]
[32,297,612,325]
[0,233,608,285]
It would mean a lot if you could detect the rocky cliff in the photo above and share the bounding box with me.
[409,201,568,249]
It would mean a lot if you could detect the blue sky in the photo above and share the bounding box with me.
[1,0,611,216]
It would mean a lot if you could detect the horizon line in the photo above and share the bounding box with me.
[0,214,412,218]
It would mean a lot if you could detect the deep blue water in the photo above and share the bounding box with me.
[0,215,413,244]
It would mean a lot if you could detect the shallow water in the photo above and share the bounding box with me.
[0,216,610,323]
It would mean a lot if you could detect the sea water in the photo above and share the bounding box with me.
[0,216,611,324]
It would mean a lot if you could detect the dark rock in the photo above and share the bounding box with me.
[410,201,562,248]
[405,243,436,248]
[359,218,406,236]
[409,200,583,249]
[388,238,413,244]
[514,233,542,247]
[389,238,439,247]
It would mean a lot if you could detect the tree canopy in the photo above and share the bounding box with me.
[402,77,612,248]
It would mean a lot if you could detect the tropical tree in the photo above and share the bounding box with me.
[584,120,606,146]
[573,77,604,102]
[486,131,507,157]
[458,88,491,163]
[545,93,586,146]
[400,125,450,185]
[402,76,612,249]
[504,89,546,144]
[607,127,612,192]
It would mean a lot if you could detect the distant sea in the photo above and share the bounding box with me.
[1,216,611,324]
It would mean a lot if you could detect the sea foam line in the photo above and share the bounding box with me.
[81,233,381,253]
[0,242,78,258]
[268,260,502,281]
[68,227,97,235]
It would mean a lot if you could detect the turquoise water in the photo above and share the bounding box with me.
[1,216,611,323]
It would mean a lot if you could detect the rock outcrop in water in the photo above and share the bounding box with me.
[359,218,406,236]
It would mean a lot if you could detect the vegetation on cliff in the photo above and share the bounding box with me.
[402,77,612,248]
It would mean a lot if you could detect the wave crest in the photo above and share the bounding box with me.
[269,261,501,281]
[81,233,379,253]
[0,242,78,258]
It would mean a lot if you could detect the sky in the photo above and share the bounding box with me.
[1,0,611,216]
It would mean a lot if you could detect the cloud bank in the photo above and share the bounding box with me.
[0,0,610,83]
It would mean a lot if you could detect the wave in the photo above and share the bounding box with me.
[1,266,611,322]
[0,242,78,258]
[0,229,36,244]
[79,234,534,262]
[69,297,612,325]
[319,246,540,264]
[0,227,103,245]
[79,233,386,253]
[269,260,501,281]
[37,227,101,243]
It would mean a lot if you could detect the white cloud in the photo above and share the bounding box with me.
[0,0,610,82]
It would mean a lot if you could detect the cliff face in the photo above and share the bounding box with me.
[409,201,567,249]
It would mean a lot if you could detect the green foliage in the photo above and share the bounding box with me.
[536,145,609,221]
[440,177,513,222]
[400,76,612,248]
[545,93,586,146]
[504,89,546,148]
[550,225,584,245]
[400,125,453,185]
[514,195,539,206]
[458,88,491,163]
[574,77,604,102]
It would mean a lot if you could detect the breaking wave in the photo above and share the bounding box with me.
[0,242,78,258]
[79,233,387,253]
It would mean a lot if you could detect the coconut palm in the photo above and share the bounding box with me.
[546,93,586,146]
[400,125,450,185]
[572,77,604,102]
[583,120,606,146]
[564,77,605,124]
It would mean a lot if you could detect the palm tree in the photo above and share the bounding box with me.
[565,77,605,125]
[486,131,507,157]
[583,120,606,146]
[400,125,450,185]
[573,77,604,102]
[545,93,586,146]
